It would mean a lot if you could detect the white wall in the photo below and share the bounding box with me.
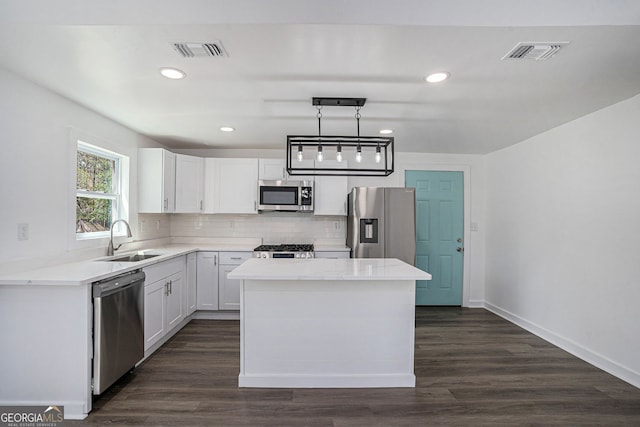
[0,67,167,272]
[485,94,640,387]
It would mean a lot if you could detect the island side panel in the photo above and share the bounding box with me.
[239,279,416,388]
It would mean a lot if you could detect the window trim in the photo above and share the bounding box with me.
[70,131,130,245]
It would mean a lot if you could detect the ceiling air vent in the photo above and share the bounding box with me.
[172,41,228,58]
[502,42,568,61]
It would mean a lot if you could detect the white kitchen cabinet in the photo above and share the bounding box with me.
[259,158,287,180]
[218,252,252,310]
[204,158,259,214]
[138,148,176,213]
[196,251,219,310]
[143,257,185,352]
[165,271,184,330]
[314,160,348,216]
[186,252,197,315]
[175,154,204,213]
[315,250,351,259]
[143,278,166,351]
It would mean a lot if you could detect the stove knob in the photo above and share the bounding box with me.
[261,253,268,259]
[300,253,307,259]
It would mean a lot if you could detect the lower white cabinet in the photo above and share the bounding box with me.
[186,253,197,315]
[143,257,186,351]
[196,251,219,310]
[218,252,252,310]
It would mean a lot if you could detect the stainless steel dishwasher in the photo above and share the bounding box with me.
[92,269,145,395]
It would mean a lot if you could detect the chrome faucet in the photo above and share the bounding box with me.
[107,219,133,256]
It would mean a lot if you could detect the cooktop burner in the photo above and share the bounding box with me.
[253,244,315,258]
[254,244,314,252]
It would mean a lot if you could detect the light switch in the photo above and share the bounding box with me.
[17,223,29,241]
[471,222,479,232]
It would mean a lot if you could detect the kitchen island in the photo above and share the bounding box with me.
[228,257,431,388]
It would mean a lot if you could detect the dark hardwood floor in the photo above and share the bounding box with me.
[70,308,640,426]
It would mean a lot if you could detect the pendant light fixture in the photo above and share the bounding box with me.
[286,97,394,176]
[316,105,323,162]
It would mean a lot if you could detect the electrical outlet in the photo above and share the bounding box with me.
[334,221,340,230]
[17,223,29,241]
[156,220,160,230]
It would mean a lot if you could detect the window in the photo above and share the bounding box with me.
[76,141,128,239]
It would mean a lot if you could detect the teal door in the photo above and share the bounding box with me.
[405,170,464,306]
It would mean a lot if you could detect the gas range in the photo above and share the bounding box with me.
[253,244,315,259]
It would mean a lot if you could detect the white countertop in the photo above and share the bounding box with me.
[0,243,254,286]
[227,258,431,281]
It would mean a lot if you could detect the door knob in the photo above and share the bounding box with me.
[457,238,463,243]
[456,247,464,253]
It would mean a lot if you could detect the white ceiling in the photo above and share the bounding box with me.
[1,0,640,154]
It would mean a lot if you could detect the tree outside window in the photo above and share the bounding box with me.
[76,142,126,238]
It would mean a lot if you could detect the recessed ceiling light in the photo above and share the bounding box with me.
[379,129,393,135]
[425,72,450,83]
[159,67,186,79]
[220,127,235,132]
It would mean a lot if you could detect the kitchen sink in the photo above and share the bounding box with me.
[104,253,160,262]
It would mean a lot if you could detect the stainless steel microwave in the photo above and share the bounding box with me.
[258,180,314,212]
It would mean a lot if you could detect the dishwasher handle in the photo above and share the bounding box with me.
[93,270,145,298]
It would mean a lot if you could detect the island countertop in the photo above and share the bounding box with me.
[228,257,431,281]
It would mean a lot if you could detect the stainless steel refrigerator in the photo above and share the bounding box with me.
[346,187,416,266]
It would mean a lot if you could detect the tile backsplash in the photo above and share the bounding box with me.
[168,213,346,244]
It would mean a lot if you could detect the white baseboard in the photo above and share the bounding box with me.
[484,302,640,389]
[238,373,416,388]
[465,299,485,308]
[192,310,240,320]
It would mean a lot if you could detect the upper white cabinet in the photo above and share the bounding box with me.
[314,160,348,216]
[175,154,204,213]
[258,159,287,181]
[204,158,259,214]
[138,148,176,213]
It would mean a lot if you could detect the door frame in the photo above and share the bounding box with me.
[399,162,472,307]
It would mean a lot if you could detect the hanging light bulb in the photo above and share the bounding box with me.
[297,144,303,162]
[336,144,343,162]
[355,144,362,163]
[316,144,323,162]
[375,144,381,163]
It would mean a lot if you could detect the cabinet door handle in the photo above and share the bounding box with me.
[169,279,173,294]
[230,257,242,260]
[165,282,169,296]
[214,255,217,266]
[282,167,285,180]
[200,200,203,211]
[254,200,257,211]
[164,198,168,211]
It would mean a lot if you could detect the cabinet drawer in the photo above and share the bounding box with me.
[315,251,351,259]
[143,256,185,285]
[219,252,252,265]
